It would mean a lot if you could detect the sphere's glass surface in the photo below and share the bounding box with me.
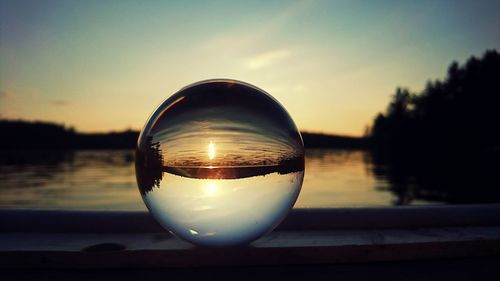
[136,79,304,247]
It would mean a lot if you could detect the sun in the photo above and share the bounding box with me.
[205,182,218,196]
[208,141,215,160]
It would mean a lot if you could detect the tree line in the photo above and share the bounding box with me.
[0,120,366,150]
[369,49,500,204]
[371,49,500,159]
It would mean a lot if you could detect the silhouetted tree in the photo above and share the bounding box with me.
[135,136,164,195]
[370,49,500,204]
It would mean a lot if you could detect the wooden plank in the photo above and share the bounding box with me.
[1,227,499,268]
[1,206,500,268]
[2,204,500,233]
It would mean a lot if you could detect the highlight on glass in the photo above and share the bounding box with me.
[136,79,305,246]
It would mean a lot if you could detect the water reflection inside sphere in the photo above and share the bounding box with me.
[136,79,305,246]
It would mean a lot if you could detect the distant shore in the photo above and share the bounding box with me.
[0,119,369,150]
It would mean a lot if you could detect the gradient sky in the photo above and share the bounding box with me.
[1,0,499,136]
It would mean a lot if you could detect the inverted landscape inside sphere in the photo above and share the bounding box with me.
[136,80,304,195]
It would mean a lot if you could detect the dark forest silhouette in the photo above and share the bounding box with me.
[0,120,138,150]
[370,49,500,204]
[302,132,368,149]
[0,119,366,150]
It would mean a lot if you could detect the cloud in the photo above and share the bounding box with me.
[245,49,292,70]
[53,99,70,106]
[199,0,313,58]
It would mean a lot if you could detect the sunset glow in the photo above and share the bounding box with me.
[1,1,499,135]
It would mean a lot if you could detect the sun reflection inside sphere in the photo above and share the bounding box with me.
[208,141,215,160]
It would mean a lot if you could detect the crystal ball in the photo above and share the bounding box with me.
[136,79,304,247]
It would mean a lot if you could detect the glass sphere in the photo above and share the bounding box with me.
[136,79,304,247]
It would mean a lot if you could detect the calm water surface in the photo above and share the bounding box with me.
[0,149,441,210]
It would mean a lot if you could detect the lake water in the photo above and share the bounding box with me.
[0,149,444,210]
